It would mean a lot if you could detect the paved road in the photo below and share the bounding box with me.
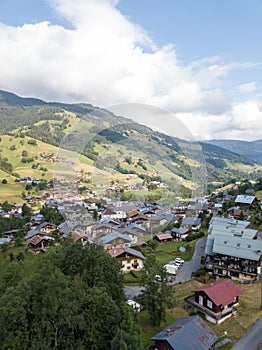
[174,236,207,284]
[231,316,262,350]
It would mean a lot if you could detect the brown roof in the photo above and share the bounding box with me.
[28,235,45,246]
[68,231,83,242]
[108,247,145,260]
[128,209,140,218]
[155,233,173,241]
[194,279,242,306]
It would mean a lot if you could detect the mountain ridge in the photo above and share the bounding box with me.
[0,89,260,197]
[207,139,262,165]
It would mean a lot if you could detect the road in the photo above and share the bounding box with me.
[231,316,262,350]
[124,236,207,298]
[174,236,207,284]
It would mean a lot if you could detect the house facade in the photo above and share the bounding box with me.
[184,280,242,324]
[205,217,262,282]
[108,247,145,272]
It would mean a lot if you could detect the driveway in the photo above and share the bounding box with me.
[174,236,207,284]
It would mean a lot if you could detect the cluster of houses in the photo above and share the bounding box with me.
[1,180,262,349]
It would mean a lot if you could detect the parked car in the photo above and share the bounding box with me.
[168,260,181,267]
[175,257,184,265]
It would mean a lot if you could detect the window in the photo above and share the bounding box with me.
[199,295,203,306]
[207,300,213,309]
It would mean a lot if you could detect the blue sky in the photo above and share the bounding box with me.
[0,0,261,141]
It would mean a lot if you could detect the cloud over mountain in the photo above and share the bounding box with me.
[0,0,261,141]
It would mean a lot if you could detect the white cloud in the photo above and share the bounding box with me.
[237,82,257,93]
[0,0,261,140]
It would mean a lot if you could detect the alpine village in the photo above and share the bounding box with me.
[0,90,262,350]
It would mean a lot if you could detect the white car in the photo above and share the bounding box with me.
[175,257,184,265]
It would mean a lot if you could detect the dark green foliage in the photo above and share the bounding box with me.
[21,150,28,157]
[1,179,7,184]
[40,206,64,226]
[27,139,37,146]
[137,255,175,326]
[1,200,12,212]
[22,203,32,219]
[0,243,142,349]
[9,145,16,151]
[185,231,205,242]
[0,157,13,173]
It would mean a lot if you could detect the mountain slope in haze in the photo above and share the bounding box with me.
[0,89,261,192]
[207,139,262,165]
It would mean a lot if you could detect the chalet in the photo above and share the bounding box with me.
[184,280,242,324]
[227,207,249,220]
[182,217,201,231]
[62,231,87,244]
[129,223,148,236]
[11,204,23,214]
[150,315,218,350]
[130,214,149,226]
[128,209,140,219]
[73,222,97,235]
[25,229,48,241]
[205,217,262,282]
[154,232,173,243]
[101,209,126,221]
[58,221,78,235]
[91,223,116,238]
[38,222,57,234]
[234,195,257,207]
[171,227,190,241]
[30,213,44,224]
[108,247,145,272]
[28,235,54,254]
[118,227,139,244]
[98,232,132,250]
[150,213,179,226]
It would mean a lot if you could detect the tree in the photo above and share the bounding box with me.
[21,150,28,157]
[1,179,7,184]
[138,255,175,326]
[22,203,32,219]
[0,242,142,349]
[1,200,12,212]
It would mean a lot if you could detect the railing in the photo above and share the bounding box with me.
[184,296,236,320]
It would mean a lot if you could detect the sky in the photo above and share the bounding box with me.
[0,0,262,141]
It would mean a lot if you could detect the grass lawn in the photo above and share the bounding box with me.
[155,241,196,265]
[0,182,25,202]
[255,190,262,201]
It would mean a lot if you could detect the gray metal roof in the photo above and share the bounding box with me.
[151,315,217,350]
[209,217,250,228]
[209,225,257,240]
[213,235,262,261]
[98,232,132,245]
[235,195,256,205]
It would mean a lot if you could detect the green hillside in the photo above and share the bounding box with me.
[0,90,261,203]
